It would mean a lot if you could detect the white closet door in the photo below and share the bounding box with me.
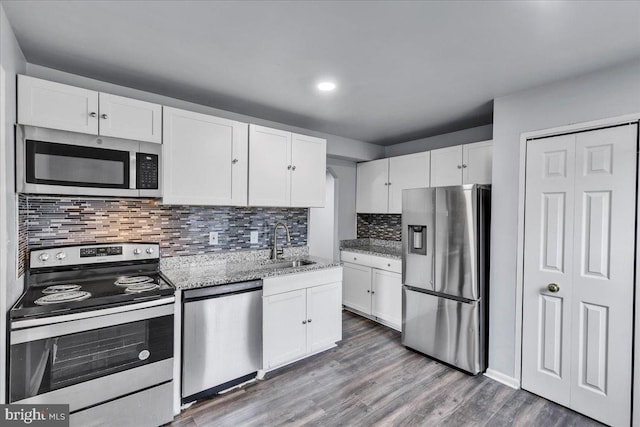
[522,134,576,407]
[522,124,637,427]
[568,124,636,426]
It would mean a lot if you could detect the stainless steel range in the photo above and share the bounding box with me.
[9,243,175,427]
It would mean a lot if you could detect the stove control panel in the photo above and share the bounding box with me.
[30,243,160,269]
[80,246,123,258]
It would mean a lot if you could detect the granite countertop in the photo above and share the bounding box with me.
[340,238,402,259]
[162,255,341,290]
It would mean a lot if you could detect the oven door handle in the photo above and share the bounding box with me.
[11,298,174,345]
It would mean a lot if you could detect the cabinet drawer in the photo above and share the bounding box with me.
[341,250,374,266]
[341,250,401,274]
[370,256,401,274]
[263,267,342,297]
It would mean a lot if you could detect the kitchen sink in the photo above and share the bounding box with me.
[267,259,316,269]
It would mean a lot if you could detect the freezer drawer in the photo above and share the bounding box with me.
[402,287,484,374]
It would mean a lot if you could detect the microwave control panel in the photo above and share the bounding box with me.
[136,153,159,189]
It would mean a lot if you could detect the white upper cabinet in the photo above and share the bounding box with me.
[249,125,292,207]
[430,145,463,187]
[18,75,162,143]
[388,152,430,213]
[290,133,326,207]
[18,75,99,135]
[430,140,493,187]
[163,107,248,206]
[248,124,326,207]
[356,158,389,213]
[356,151,430,214]
[98,93,162,143]
[462,140,493,184]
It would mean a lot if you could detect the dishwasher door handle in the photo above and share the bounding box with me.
[183,280,263,301]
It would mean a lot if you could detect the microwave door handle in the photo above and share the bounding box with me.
[130,150,137,190]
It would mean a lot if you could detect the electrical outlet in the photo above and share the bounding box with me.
[250,231,259,244]
[209,232,219,245]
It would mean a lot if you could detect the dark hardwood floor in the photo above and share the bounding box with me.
[170,311,602,427]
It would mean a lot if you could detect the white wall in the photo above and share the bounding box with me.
[327,158,358,244]
[384,124,492,157]
[489,58,640,381]
[308,172,337,260]
[26,64,384,163]
[0,2,26,403]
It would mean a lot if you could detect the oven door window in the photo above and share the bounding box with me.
[26,140,130,188]
[10,315,172,402]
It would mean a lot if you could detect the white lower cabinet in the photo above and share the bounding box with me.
[262,267,342,371]
[371,269,402,329]
[342,262,372,313]
[341,251,402,331]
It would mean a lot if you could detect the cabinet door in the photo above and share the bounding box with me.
[430,145,462,187]
[462,140,493,184]
[290,133,326,207]
[306,282,342,353]
[371,269,402,330]
[263,289,308,370]
[98,93,162,143]
[388,152,430,214]
[341,262,372,314]
[18,75,99,135]
[356,159,389,213]
[163,107,248,205]
[249,124,292,206]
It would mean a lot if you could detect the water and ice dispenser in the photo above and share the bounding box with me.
[408,225,427,255]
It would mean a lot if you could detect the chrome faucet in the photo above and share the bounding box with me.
[272,222,291,260]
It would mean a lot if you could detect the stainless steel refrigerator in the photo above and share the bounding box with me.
[401,185,490,375]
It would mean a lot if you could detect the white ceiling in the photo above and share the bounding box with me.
[3,1,640,145]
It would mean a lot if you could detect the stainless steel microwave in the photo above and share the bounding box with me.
[17,126,162,197]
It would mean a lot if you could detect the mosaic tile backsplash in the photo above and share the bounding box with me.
[18,195,307,275]
[357,213,402,241]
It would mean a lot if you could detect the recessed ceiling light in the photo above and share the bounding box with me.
[317,81,336,92]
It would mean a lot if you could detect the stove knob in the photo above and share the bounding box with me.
[146,247,155,254]
[133,248,142,255]
[39,253,50,262]
[55,252,66,261]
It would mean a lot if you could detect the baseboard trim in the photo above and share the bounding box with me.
[485,369,520,389]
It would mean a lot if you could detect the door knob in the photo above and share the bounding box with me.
[547,283,560,293]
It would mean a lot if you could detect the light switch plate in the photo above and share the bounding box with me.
[250,231,259,244]
[209,232,219,245]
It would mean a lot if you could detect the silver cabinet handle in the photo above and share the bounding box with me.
[384,182,388,186]
[302,320,307,324]
[371,290,376,295]
[457,165,462,169]
[367,289,370,293]
[100,114,108,119]
[353,257,357,261]
[307,319,312,323]
[232,159,238,164]
[547,283,560,293]
[292,165,296,171]
[89,112,97,117]
[287,165,292,170]
[387,263,391,267]
[388,182,391,185]
[462,164,467,168]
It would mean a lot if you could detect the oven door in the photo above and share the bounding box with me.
[9,301,174,412]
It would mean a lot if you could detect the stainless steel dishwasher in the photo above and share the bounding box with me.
[181,280,262,404]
